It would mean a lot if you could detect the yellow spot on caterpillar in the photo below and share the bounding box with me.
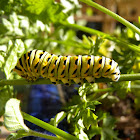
[84,73,87,76]
[39,52,43,55]
[107,65,111,69]
[44,61,48,65]
[60,74,63,77]
[53,64,55,69]
[97,64,101,68]
[72,74,76,77]
[64,57,67,60]
[36,59,39,63]
[63,65,65,69]
[87,64,89,69]
[95,73,99,76]
[27,67,30,71]
[86,57,90,60]
[74,65,77,69]
[74,56,78,60]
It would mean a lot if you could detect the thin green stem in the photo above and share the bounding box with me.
[29,130,62,140]
[89,85,140,93]
[22,112,78,140]
[45,38,90,50]
[0,78,52,86]
[60,21,140,53]
[91,88,114,93]
[79,0,140,35]
[0,74,140,86]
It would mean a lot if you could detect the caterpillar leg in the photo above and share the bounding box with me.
[49,77,60,85]
[111,66,120,81]
[72,78,84,85]
[61,78,72,86]
[85,76,95,83]
[26,76,39,82]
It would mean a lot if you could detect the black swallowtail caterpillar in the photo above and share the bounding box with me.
[13,50,120,85]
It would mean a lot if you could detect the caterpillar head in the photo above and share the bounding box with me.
[111,66,120,81]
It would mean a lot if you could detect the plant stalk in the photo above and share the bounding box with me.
[29,130,62,140]
[60,21,140,53]
[22,112,78,140]
[79,0,140,35]
[0,74,140,86]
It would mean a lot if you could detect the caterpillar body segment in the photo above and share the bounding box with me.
[13,50,120,85]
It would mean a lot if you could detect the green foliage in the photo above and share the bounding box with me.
[0,0,140,139]
[86,112,119,140]
[6,131,30,140]
[0,86,13,116]
[65,84,119,139]
[100,115,119,140]
[4,98,30,140]
[25,0,53,15]
[0,0,23,15]
[4,98,75,140]
[4,98,29,131]
[50,111,67,127]
[24,0,67,23]
[0,39,25,116]
[0,39,25,79]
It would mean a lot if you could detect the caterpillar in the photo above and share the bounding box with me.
[13,50,120,85]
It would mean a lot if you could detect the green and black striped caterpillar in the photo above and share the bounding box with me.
[13,50,120,85]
